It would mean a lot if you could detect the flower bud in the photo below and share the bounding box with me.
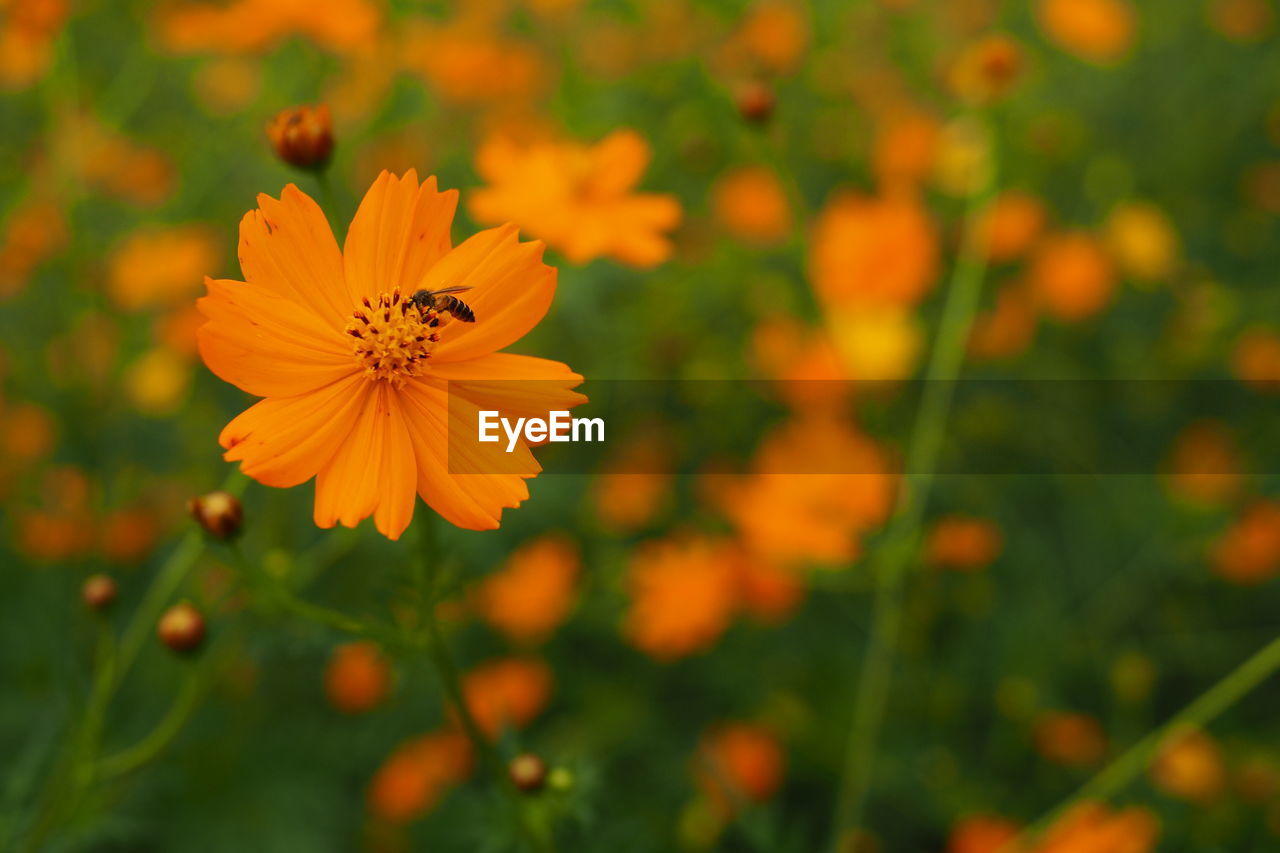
[158,601,205,654]
[508,753,548,793]
[188,490,243,539]
[81,574,117,612]
[736,81,775,124]
[266,104,334,171]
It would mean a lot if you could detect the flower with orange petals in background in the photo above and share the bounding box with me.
[108,226,220,311]
[927,515,1003,571]
[400,17,545,105]
[694,723,785,816]
[947,815,1019,853]
[1209,0,1274,41]
[0,199,67,298]
[717,416,897,569]
[810,190,938,309]
[1038,0,1136,65]
[1032,710,1107,767]
[0,0,68,89]
[156,0,380,55]
[1151,728,1226,804]
[266,104,334,171]
[1232,328,1280,392]
[751,316,853,410]
[1036,802,1159,853]
[368,730,472,823]
[949,33,1023,105]
[624,537,740,661]
[469,130,681,268]
[1163,420,1242,507]
[722,0,810,76]
[1027,231,1117,322]
[196,170,585,538]
[460,657,553,738]
[476,535,580,645]
[978,191,1047,264]
[710,166,792,246]
[969,282,1038,361]
[1210,500,1280,585]
[324,641,391,714]
[871,111,940,190]
[592,435,673,532]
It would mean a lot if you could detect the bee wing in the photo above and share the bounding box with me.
[425,285,474,296]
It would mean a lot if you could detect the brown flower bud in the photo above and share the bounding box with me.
[188,490,243,539]
[81,574,117,611]
[736,81,775,124]
[266,104,334,170]
[508,753,548,793]
[158,601,205,654]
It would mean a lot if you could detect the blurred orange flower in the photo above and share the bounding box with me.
[978,191,1047,263]
[1151,728,1225,804]
[1033,711,1107,766]
[1104,201,1179,285]
[949,33,1023,104]
[948,815,1019,853]
[98,507,161,564]
[592,435,672,532]
[694,722,785,815]
[810,190,938,309]
[461,657,553,737]
[1232,328,1280,392]
[197,171,585,538]
[325,641,391,714]
[1038,0,1136,64]
[1036,802,1158,853]
[1210,500,1280,585]
[368,730,472,822]
[872,111,940,189]
[1209,0,1274,41]
[1028,232,1116,322]
[969,282,1038,361]
[470,130,681,267]
[927,515,1003,571]
[710,166,791,245]
[718,416,897,568]
[401,18,545,104]
[1163,420,1242,507]
[108,226,220,311]
[157,0,380,55]
[476,535,580,644]
[625,536,740,661]
[725,0,809,75]
[0,199,66,298]
[0,0,67,89]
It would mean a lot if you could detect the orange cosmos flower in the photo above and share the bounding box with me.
[400,18,545,105]
[460,657,553,737]
[196,171,585,539]
[694,723,785,816]
[368,730,472,822]
[157,0,379,55]
[1232,328,1280,392]
[1036,802,1159,853]
[624,536,740,661]
[1033,711,1107,767]
[977,191,1047,263]
[1163,420,1242,507]
[325,641,391,714]
[926,515,1003,571]
[710,166,792,246]
[1210,500,1280,585]
[1038,0,1136,64]
[108,225,220,311]
[0,0,67,89]
[1028,231,1116,322]
[476,534,580,644]
[470,130,682,268]
[969,282,1038,361]
[871,111,940,189]
[947,815,1019,853]
[810,190,939,309]
[1151,728,1226,804]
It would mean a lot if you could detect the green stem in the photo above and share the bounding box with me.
[96,666,203,780]
[830,116,997,848]
[1010,632,1280,848]
[414,520,554,853]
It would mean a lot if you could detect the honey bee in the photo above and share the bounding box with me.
[409,286,476,323]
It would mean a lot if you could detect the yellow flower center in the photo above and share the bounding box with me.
[344,289,440,386]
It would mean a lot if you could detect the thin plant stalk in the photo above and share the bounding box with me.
[830,115,998,848]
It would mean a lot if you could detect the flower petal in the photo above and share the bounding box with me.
[313,384,417,539]
[197,277,356,398]
[421,224,557,364]
[400,378,538,530]
[220,374,371,488]
[427,353,586,422]
[238,184,350,326]
[343,170,458,304]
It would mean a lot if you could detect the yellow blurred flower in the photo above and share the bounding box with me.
[825,303,922,381]
[476,535,580,645]
[1038,0,1136,64]
[710,166,792,246]
[1151,728,1226,804]
[470,130,681,267]
[108,225,220,311]
[1104,201,1179,285]
[123,347,192,416]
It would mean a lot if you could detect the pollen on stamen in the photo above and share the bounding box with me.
[343,291,440,387]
